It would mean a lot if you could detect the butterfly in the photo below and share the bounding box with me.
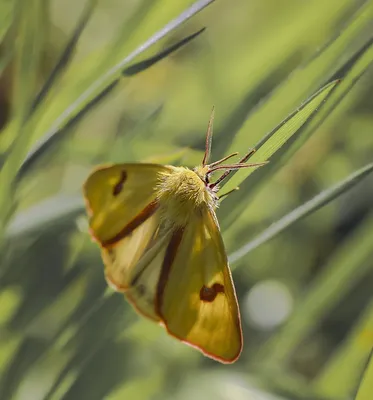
[83,108,267,363]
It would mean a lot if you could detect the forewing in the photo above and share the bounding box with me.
[102,210,161,291]
[157,207,242,363]
[124,229,171,322]
[102,206,174,321]
[83,163,171,243]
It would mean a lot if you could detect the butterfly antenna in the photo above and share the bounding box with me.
[209,148,256,186]
[209,148,268,188]
[202,106,215,167]
[238,147,256,163]
[208,152,239,168]
[209,162,268,174]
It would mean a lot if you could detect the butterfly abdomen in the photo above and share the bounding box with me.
[156,166,215,226]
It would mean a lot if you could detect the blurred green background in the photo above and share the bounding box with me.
[0,0,372,399]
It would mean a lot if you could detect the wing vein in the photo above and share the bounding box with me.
[102,200,158,246]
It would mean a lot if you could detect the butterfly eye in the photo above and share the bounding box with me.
[112,170,127,196]
[200,283,225,302]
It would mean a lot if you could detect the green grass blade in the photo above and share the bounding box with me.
[211,51,303,159]
[11,0,47,126]
[252,213,373,367]
[300,0,371,66]
[221,80,340,196]
[355,350,373,400]
[16,79,120,181]
[221,12,373,197]
[0,337,48,399]
[0,0,14,43]
[123,27,206,76]
[313,299,373,398]
[16,0,214,181]
[5,195,83,241]
[229,162,373,263]
[220,32,373,229]
[0,0,49,234]
[30,0,99,114]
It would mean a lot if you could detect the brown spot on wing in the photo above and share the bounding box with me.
[200,283,225,302]
[112,170,127,196]
[156,227,184,313]
[102,201,158,247]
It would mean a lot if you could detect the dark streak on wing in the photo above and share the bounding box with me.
[101,200,159,247]
[156,227,184,313]
[112,170,128,196]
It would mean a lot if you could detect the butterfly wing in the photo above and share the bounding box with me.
[123,226,172,321]
[84,163,242,362]
[101,209,161,293]
[156,206,243,363]
[83,163,171,244]
[98,204,173,321]
[83,163,172,297]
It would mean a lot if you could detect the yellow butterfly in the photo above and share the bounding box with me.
[83,108,267,363]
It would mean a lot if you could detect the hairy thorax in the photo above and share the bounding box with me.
[156,166,217,227]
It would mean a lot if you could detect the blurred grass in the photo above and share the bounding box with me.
[0,0,372,399]
[355,350,373,400]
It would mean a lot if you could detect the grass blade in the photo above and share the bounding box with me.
[30,0,99,114]
[313,299,373,398]
[123,27,206,76]
[355,349,373,400]
[16,0,214,181]
[221,80,340,196]
[0,0,49,234]
[5,195,83,240]
[220,31,373,229]
[252,213,373,367]
[16,79,120,181]
[229,162,373,263]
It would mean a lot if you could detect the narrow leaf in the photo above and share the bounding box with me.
[16,0,214,180]
[123,27,206,76]
[229,162,373,264]
[222,80,340,194]
[221,32,373,229]
[251,215,373,367]
[16,79,120,181]
[30,0,98,114]
[5,195,84,240]
[355,349,373,400]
